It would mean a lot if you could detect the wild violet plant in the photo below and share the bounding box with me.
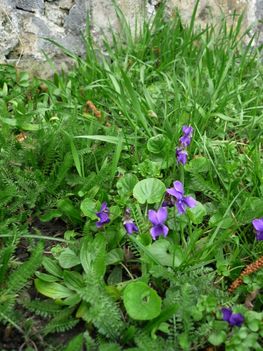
[176,125,193,165]
[2,7,263,350]
[148,207,169,240]
[252,218,263,240]
[166,180,197,214]
[96,202,110,227]
[221,308,244,327]
[123,208,138,234]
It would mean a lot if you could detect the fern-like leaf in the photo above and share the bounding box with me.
[23,299,63,318]
[7,242,44,293]
[191,173,223,201]
[43,307,78,335]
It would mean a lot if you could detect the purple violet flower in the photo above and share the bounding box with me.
[252,218,263,241]
[221,308,244,327]
[179,125,193,147]
[96,202,110,228]
[176,147,188,165]
[124,219,138,234]
[148,207,169,240]
[166,180,197,215]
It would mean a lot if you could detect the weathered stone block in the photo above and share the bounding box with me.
[0,8,20,58]
[64,0,91,34]
[16,0,45,13]
[45,3,66,26]
[58,0,75,10]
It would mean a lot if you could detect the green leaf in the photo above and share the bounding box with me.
[187,201,207,224]
[70,139,83,177]
[123,281,162,320]
[63,271,84,291]
[184,157,210,173]
[58,248,81,269]
[106,248,124,265]
[75,135,130,144]
[133,178,166,204]
[80,198,97,220]
[80,235,106,278]
[147,134,171,154]
[172,246,184,267]
[42,257,63,278]
[76,301,89,320]
[116,174,138,198]
[57,198,82,224]
[208,331,226,346]
[147,240,173,266]
[35,279,74,299]
[239,197,263,224]
[64,334,84,351]
[39,209,62,222]
[35,272,59,282]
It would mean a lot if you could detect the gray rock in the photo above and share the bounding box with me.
[45,3,66,26]
[64,0,91,34]
[15,0,45,13]
[0,8,20,57]
[58,0,74,10]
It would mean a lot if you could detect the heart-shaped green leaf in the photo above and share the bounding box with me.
[147,240,173,266]
[116,174,138,198]
[147,134,171,154]
[133,178,166,204]
[123,281,162,320]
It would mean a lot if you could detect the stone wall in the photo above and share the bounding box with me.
[0,0,262,76]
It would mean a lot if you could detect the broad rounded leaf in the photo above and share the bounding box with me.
[116,174,138,198]
[208,331,226,346]
[123,281,162,320]
[147,134,170,154]
[147,240,173,266]
[133,178,166,204]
